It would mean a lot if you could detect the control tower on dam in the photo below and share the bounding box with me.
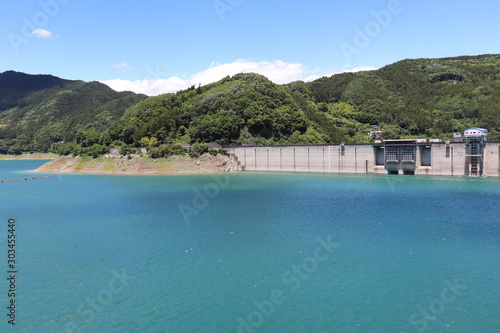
[226,138,500,177]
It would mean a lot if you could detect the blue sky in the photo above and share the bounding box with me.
[1,0,500,95]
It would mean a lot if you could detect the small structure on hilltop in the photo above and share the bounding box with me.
[368,130,383,139]
[464,128,488,138]
[464,127,488,177]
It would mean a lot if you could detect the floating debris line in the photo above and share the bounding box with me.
[0,173,60,183]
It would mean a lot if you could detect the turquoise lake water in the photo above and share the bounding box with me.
[0,160,499,332]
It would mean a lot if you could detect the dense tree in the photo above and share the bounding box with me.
[2,54,500,156]
[306,54,500,141]
[0,71,146,153]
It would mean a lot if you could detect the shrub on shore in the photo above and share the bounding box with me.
[147,143,226,159]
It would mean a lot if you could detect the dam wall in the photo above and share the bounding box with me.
[484,142,500,177]
[226,141,500,177]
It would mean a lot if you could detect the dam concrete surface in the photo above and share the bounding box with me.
[226,128,500,177]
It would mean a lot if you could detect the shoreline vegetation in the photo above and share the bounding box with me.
[0,153,233,175]
[2,56,500,165]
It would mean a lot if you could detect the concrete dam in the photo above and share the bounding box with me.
[226,138,500,177]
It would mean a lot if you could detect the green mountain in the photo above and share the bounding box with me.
[107,73,344,148]
[0,71,147,154]
[302,54,500,141]
[2,54,500,156]
[109,54,500,153]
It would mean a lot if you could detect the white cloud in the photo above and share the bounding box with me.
[102,77,186,96]
[347,66,378,73]
[113,62,133,71]
[32,29,53,38]
[191,60,306,85]
[101,60,377,96]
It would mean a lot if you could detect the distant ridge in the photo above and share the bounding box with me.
[0,71,147,154]
[0,70,71,92]
[1,53,499,156]
[0,71,74,111]
[303,53,500,140]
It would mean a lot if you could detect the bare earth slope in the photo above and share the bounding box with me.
[34,154,233,175]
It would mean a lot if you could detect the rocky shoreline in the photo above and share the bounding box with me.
[4,154,235,175]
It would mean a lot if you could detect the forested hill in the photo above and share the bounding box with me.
[109,54,500,152]
[0,71,71,111]
[107,73,344,148]
[299,54,500,141]
[0,71,147,154]
[1,53,500,156]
